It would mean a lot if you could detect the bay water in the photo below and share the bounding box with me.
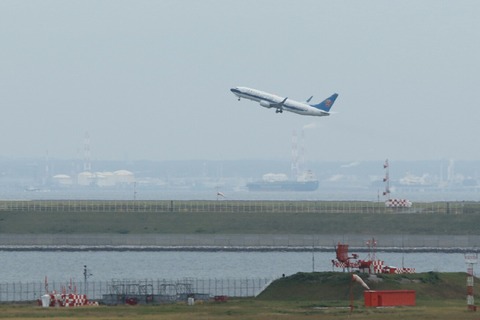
[0,251,472,283]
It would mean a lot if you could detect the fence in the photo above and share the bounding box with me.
[0,200,479,214]
[0,277,273,302]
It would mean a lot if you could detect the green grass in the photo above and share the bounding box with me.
[0,299,476,320]
[258,272,477,302]
[0,272,478,319]
[1,200,480,235]
[1,210,480,235]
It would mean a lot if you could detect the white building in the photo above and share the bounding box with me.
[52,174,73,186]
[75,170,135,187]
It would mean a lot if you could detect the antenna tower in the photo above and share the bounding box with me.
[366,238,377,262]
[44,150,50,186]
[83,132,91,172]
[382,159,390,199]
[465,253,478,311]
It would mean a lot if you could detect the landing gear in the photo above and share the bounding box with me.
[238,98,241,101]
[275,108,283,113]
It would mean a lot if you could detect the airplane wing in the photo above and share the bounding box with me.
[306,96,313,103]
[271,97,288,112]
[270,97,288,109]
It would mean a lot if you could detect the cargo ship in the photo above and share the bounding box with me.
[246,171,319,192]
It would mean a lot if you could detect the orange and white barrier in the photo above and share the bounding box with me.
[372,260,384,273]
[40,293,98,308]
[385,199,412,208]
[63,294,87,307]
[395,268,416,274]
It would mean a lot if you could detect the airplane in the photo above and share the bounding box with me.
[230,86,338,117]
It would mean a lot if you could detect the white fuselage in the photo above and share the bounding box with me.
[231,87,330,117]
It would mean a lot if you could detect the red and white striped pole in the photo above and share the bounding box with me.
[465,254,478,311]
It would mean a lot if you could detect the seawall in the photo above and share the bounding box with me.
[0,234,479,252]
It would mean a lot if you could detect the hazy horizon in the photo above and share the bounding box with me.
[1,1,479,162]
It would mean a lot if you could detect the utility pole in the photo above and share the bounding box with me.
[83,265,92,296]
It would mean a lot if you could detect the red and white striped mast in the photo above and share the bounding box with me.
[366,238,377,262]
[382,159,391,200]
[465,253,478,311]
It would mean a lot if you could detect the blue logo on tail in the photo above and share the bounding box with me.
[312,93,338,112]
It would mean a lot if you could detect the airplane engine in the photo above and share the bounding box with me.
[259,100,272,108]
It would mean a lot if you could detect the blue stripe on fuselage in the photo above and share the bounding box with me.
[236,91,305,113]
[237,91,276,104]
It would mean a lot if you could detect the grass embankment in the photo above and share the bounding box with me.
[0,272,479,319]
[1,211,480,235]
[259,272,476,302]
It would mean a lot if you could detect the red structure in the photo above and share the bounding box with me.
[331,243,360,270]
[214,295,228,303]
[364,290,416,307]
[332,239,415,274]
[465,254,478,311]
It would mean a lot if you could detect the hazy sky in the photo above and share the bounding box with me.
[1,0,479,162]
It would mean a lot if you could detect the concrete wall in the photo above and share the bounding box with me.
[1,234,479,251]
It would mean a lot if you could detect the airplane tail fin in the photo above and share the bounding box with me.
[311,93,338,112]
